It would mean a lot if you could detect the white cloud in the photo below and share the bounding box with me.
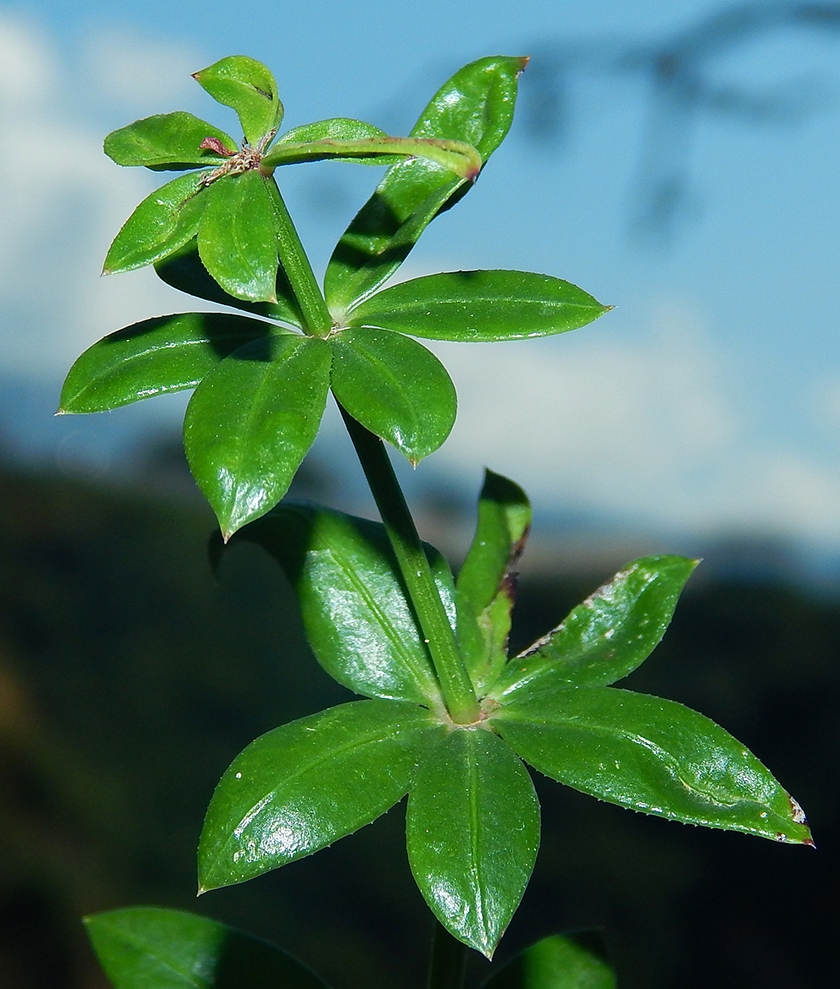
[83,27,203,110]
[420,299,840,545]
[0,16,206,376]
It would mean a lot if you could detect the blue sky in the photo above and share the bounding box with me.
[2,0,840,561]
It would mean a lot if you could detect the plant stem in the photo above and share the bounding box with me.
[262,184,477,720]
[340,405,480,724]
[265,177,333,338]
[426,919,468,989]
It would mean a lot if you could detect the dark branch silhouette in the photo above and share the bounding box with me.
[519,2,840,241]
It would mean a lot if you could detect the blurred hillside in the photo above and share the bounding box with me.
[0,458,837,989]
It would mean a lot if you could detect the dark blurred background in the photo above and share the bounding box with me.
[0,443,835,989]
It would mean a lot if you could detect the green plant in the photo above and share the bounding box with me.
[61,54,812,988]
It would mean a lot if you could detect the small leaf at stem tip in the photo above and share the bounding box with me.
[104,111,236,169]
[197,171,279,303]
[103,170,209,275]
[193,55,283,146]
[262,136,480,180]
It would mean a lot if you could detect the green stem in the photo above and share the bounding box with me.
[340,405,479,723]
[265,176,333,337]
[426,919,468,989]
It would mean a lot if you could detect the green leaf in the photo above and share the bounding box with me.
[406,727,540,958]
[193,55,283,146]
[491,556,699,697]
[199,700,444,892]
[104,171,209,275]
[325,55,527,314]
[183,334,330,538]
[155,240,304,327]
[492,685,813,844]
[329,327,456,463]
[197,170,279,303]
[232,504,448,706]
[277,117,389,145]
[263,135,479,178]
[348,270,611,342]
[85,907,330,989]
[269,117,399,166]
[104,112,237,169]
[59,313,282,413]
[457,471,531,693]
[480,932,616,989]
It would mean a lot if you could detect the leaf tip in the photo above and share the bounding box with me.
[517,56,530,74]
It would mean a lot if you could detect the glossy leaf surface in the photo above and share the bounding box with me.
[155,240,304,327]
[264,135,479,177]
[325,55,526,313]
[481,932,616,989]
[183,335,330,538]
[104,171,208,274]
[193,55,283,145]
[104,112,236,169]
[493,685,812,844]
[406,727,540,958]
[273,117,398,164]
[457,471,530,692]
[199,700,444,891]
[197,170,278,303]
[349,270,610,341]
[85,907,330,989]
[492,556,698,697]
[232,504,451,706]
[59,312,281,412]
[329,327,457,463]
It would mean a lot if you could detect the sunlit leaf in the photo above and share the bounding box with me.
[348,270,610,341]
[491,556,699,696]
[325,55,527,314]
[406,727,540,958]
[103,171,209,275]
[457,471,530,693]
[197,170,279,303]
[492,684,813,844]
[232,504,448,706]
[85,908,330,989]
[183,334,330,538]
[263,135,479,177]
[329,327,457,463]
[104,111,237,169]
[59,312,283,412]
[199,700,445,891]
[193,55,283,145]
